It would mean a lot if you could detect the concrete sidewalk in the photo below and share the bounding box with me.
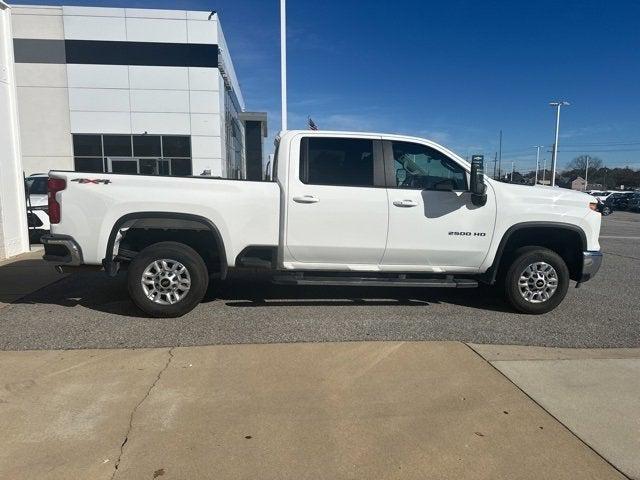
[472,344,640,480]
[0,342,624,480]
[0,247,65,308]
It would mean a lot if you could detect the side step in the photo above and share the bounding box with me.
[272,274,478,288]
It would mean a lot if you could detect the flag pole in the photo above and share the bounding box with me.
[280,0,287,131]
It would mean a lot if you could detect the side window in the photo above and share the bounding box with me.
[300,137,374,187]
[392,141,467,191]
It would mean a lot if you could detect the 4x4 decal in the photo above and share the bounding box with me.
[70,178,112,185]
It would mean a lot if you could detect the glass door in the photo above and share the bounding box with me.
[108,157,138,174]
[139,158,159,175]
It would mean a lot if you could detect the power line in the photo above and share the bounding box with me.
[560,141,640,147]
[553,148,640,153]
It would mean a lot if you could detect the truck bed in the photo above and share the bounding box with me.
[48,172,280,267]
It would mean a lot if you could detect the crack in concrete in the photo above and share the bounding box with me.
[110,347,175,480]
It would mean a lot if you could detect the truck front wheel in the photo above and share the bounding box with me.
[127,241,209,318]
[503,247,569,314]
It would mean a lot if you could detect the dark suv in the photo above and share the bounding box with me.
[628,193,640,212]
[605,192,633,210]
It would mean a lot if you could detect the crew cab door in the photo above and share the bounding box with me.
[381,140,496,269]
[284,135,388,267]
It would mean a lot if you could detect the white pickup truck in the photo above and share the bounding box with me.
[42,130,603,317]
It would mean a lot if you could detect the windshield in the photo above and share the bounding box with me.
[26,177,48,195]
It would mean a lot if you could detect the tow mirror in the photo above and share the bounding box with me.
[470,155,487,206]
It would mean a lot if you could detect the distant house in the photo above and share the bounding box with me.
[571,176,587,191]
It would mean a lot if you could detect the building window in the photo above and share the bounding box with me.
[224,91,245,179]
[73,134,192,176]
[73,157,104,173]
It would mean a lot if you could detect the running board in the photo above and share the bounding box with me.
[272,274,478,288]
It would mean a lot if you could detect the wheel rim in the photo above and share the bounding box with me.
[141,259,191,305]
[518,261,558,304]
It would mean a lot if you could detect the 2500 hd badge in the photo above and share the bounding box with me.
[448,231,487,237]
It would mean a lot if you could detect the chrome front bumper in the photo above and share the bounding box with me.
[580,251,603,282]
[41,234,84,266]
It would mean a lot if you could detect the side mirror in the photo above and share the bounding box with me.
[470,155,487,206]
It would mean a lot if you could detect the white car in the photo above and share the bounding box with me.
[25,173,51,240]
[587,190,612,202]
[41,130,603,317]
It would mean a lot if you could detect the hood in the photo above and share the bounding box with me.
[489,180,596,208]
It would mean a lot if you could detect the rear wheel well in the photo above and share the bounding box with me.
[493,226,584,282]
[105,214,226,278]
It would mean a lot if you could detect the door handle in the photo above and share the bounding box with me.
[393,199,418,208]
[293,195,320,204]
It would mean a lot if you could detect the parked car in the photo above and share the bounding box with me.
[41,130,603,317]
[605,192,633,211]
[588,190,612,202]
[596,199,612,216]
[25,173,50,242]
[628,193,640,212]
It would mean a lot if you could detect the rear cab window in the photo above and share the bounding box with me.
[299,137,382,187]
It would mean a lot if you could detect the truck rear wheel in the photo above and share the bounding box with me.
[127,241,208,318]
[504,247,569,314]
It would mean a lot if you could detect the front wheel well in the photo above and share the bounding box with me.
[492,226,585,282]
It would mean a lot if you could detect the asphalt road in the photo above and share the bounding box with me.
[1,212,639,350]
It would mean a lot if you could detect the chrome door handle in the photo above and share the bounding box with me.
[393,199,418,208]
[293,195,320,204]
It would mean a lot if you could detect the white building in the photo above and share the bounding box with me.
[0,1,29,259]
[0,4,267,259]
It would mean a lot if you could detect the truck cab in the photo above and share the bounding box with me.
[42,130,603,317]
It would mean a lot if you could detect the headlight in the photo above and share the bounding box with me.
[589,202,598,211]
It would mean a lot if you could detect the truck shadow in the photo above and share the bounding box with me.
[215,281,511,313]
[11,271,513,317]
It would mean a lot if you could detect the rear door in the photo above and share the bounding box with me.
[381,140,496,269]
[284,135,389,266]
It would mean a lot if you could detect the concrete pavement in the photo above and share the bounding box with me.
[0,341,625,480]
[472,344,640,480]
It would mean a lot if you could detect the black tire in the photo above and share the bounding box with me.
[127,241,208,318]
[602,205,612,216]
[503,247,569,314]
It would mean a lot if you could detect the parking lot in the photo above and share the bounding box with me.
[1,212,638,350]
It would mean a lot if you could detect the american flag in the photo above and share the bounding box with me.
[308,117,318,130]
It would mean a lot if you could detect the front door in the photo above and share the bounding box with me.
[285,136,389,267]
[382,140,496,269]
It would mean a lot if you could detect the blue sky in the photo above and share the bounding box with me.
[13,0,640,170]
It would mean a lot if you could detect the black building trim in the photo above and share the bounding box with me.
[14,39,218,68]
[13,39,66,64]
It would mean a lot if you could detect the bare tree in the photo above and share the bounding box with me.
[565,155,603,172]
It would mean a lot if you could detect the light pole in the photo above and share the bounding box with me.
[549,101,569,186]
[497,130,503,179]
[542,158,547,183]
[584,154,590,191]
[510,162,514,183]
[534,145,543,185]
[280,0,288,131]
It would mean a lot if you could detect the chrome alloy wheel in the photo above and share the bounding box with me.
[518,261,559,303]
[141,259,191,305]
